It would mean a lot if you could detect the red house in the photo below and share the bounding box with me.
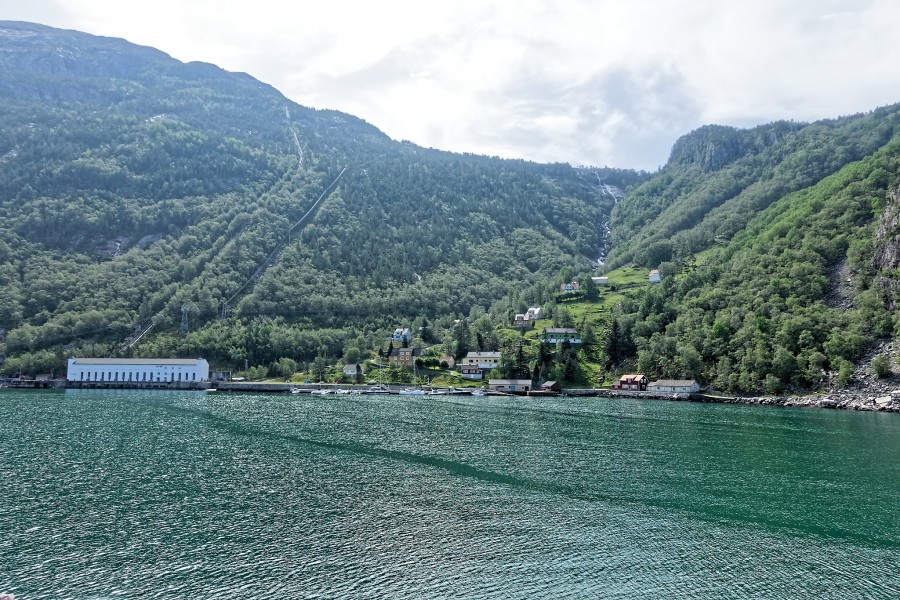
[612,374,648,391]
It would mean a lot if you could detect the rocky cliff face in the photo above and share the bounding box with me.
[873,184,900,308]
[874,184,900,268]
[666,121,801,172]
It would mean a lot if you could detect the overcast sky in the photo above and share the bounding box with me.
[4,0,900,169]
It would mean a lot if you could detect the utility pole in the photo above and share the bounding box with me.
[180,305,190,336]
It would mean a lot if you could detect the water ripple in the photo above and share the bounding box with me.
[0,390,897,598]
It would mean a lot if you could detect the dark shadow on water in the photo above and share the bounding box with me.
[129,393,900,550]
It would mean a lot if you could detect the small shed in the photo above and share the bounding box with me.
[210,370,232,382]
[541,380,562,392]
[488,379,531,393]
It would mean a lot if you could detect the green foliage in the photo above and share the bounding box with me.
[872,354,892,378]
[836,359,855,387]
[269,357,297,378]
[602,138,900,393]
[606,109,900,269]
[0,23,646,371]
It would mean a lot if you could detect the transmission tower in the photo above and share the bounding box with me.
[180,305,190,335]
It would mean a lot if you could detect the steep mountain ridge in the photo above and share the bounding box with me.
[3,21,899,394]
[0,21,638,373]
[601,129,900,392]
[605,107,900,268]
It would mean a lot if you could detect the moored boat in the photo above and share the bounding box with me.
[399,388,426,396]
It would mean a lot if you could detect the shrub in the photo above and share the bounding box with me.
[836,359,854,387]
[872,353,892,378]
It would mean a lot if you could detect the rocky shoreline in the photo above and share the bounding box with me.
[697,390,900,412]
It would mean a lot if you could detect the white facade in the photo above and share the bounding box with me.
[649,270,661,283]
[488,379,531,392]
[541,328,582,344]
[462,351,501,369]
[526,306,542,320]
[67,358,210,383]
[647,379,699,393]
[389,327,412,343]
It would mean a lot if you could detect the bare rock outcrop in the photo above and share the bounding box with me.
[873,184,900,308]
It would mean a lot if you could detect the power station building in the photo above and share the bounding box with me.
[66,358,210,383]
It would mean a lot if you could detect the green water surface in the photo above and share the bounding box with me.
[1,389,897,598]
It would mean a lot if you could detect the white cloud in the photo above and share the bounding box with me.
[4,0,900,169]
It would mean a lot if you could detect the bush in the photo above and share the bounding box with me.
[763,374,782,395]
[872,354,892,378]
[836,359,854,387]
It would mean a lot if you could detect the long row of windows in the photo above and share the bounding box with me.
[77,370,198,382]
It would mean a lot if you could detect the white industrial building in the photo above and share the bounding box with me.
[67,358,210,383]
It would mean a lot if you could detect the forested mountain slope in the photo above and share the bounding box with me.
[0,22,640,372]
[602,117,900,392]
[604,109,900,269]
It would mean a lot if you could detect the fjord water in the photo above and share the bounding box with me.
[1,390,898,598]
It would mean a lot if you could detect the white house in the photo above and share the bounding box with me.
[514,307,542,328]
[460,364,483,380]
[647,379,699,393]
[388,327,412,343]
[343,363,363,379]
[649,269,661,283]
[67,358,209,383]
[540,328,582,344]
[462,351,501,369]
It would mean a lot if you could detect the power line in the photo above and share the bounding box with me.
[223,167,348,311]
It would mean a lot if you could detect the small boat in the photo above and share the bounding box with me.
[398,388,426,396]
[311,389,332,395]
[471,389,485,396]
[290,388,310,394]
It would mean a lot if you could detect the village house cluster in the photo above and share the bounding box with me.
[513,306,542,328]
[56,268,676,391]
